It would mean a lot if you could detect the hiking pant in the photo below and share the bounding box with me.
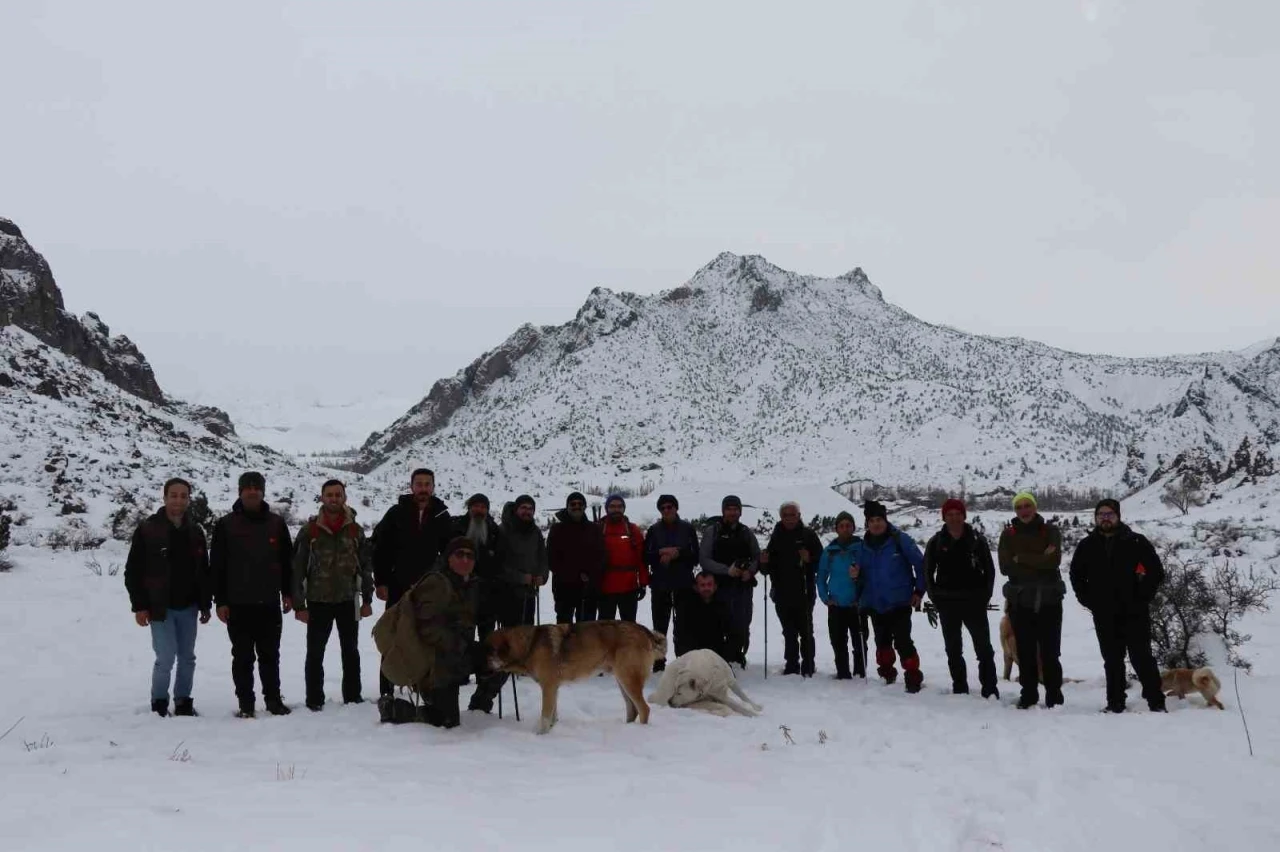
[1009,602,1063,703]
[150,606,198,702]
[651,589,683,642]
[597,591,639,622]
[552,585,597,625]
[227,604,282,707]
[1092,607,1163,708]
[870,607,922,689]
[475,580,508,643]
[715,581,754,666]
[774,598,816,670]
[827,605,868,677]
[936,601,997,693]
[305,601,362,706]
[506,593,537,627]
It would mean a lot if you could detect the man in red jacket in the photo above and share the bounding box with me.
[597,494,649,622]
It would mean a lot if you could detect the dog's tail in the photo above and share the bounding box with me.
[1193,668,1225,709]
[645,627,668,661]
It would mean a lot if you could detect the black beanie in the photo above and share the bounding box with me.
[238,471,265,493]
[863,500,888,521]
[444,536,475,559]
[515,494,536,509]
[466,493,490,509]
[836,510,856,528]
[566,491,587,507]
[722,495,743,511]
[1095,498,1121,518]
[657,494,679,510]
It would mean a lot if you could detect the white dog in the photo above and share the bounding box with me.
[648,649,763,717]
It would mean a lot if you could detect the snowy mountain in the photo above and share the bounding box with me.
[0,217,395,538]
[354,252,1279,506]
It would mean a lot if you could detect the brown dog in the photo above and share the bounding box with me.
[1000,601,1042,682]
[485,621,667,734]
[1161,667,1225,709]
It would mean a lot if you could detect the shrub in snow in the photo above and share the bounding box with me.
[0,512,11,572]
[1160,472,1207,516]
[45,517,106,552]
[109,504,151,542]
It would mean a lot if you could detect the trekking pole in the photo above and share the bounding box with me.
[512,675,521,721]
[763,573,769,680]
[498,686,503,720]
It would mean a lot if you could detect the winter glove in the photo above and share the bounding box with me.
[636,587,647,602]
[924,602,939,629]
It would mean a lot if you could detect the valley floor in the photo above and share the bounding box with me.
[1,543,1277,852]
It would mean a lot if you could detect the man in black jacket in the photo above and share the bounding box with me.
[674,571,733,661]
[124,478,212,717]
[1069,499,1167,713]
[698,495,760,668]
[373,468,453,699]
[644,494,699,672]
[210,472,294,718]
[759,501,821,677]
[924,498,998,698]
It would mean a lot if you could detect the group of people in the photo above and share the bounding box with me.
[124,468,1171,725]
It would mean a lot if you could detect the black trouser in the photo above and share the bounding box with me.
[597,592,639,622]
[827,605,867,676]
[552,585,597,625]
[936,601,997,692]
[715,581,753,665]
[774,598,815,669]
[475,581,508,643]
[506,593,537,627]
[227,604,283,706]
[1092,607,1163,707]
[1009,603,1063,702]
[305,601,362,705]
[651,589,682,642]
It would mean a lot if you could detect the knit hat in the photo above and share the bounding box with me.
[465,493,490,509]
[1095,498,1121,518]
[605,493,626,510]
[722,494,743,511]
[1012,492,1038,510]
[238,471,266,493]
[941,498,967,519]
[835,510,856,529]
[565,491,587,507]
[657,494,679,510]
[863,500,888,520]
[515,494,536,509]
[444,536,475,559]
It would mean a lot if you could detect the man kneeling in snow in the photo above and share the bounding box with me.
[648,649,763,717]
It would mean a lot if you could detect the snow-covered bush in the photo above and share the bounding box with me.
[46,517,106,552]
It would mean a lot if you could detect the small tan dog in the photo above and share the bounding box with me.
[1161,667,1225,709]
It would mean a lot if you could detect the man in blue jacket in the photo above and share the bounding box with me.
[817,511,867,679]
[644,494,699,672]
[856,500,927,692]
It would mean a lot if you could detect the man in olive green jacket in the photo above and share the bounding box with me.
[407,536,508,727]
[292,480,374,710]
[997,491,1065,710]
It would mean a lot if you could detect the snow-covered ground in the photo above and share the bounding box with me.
[2,497,1278,852]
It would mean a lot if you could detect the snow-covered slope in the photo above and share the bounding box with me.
[355,253,1280,509]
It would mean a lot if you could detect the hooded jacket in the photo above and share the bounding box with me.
[855,526,925,613]
[817,536,863,608]
[547,508,606,591]
[924,524,996,606]
[644,517,700,591]
[500,502,549,597]
[1069,522,1165,612]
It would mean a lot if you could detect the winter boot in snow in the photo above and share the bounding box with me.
[801,660,816,678]
[1105,701,1126,714]
[782,662,801,676]
[236,706,256,719]
[264,697,292,716]
[903,656,924,694]
[1148,696,1167,713]
[1016,695,1038,710]
[173,698,197,717]
[1045,690,1065,709]
[834,670,853,680]
[981,685,1000,700]
[875,648,898,684]
[151,699,169,718]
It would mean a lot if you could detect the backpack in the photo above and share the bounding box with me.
[371,578,434,687]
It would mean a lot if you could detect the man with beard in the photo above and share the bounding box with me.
[698,495,760,668]
[500,495,549,628]
[759,501,821,676]
[547,491,605,624]
[998,492,1066,709]
[210,471,294,718]
[293,480,374,711]
[924,498,998,698]
[644,494,699,671]
[373,468,453,701]
[1069,499,1167,714]
[857,500,927,693]
[597,494,649,622]
[674,570,733,661]
[454,494,504,644]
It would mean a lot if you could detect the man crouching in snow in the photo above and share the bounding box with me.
[376,537,507,727]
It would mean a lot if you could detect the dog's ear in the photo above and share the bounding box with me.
[688,678,699,693]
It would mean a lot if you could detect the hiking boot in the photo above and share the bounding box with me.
[306,701,324,712]
[236,706,256,719]
[782,663,801,676]
[1148,697,1168,713]
[1016,696,1038,710]
[877,665,898,684]
[467,698,494,714]
[1045,690,1065,708]
[173,698,197,717]
[801,661,816,678]
[653,659,666,673]
[264,698,292,716]
[151,699,169,718]
[834,670,853,681]
[904,669,924,694]
[1105,702,1126,714]
[343,696,365,706]
[981,685,1000,700]
[952,684,970,695]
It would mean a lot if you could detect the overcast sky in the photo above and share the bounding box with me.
[2,0,1277,409]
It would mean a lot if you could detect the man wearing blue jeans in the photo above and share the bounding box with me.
[124,478,212,717]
